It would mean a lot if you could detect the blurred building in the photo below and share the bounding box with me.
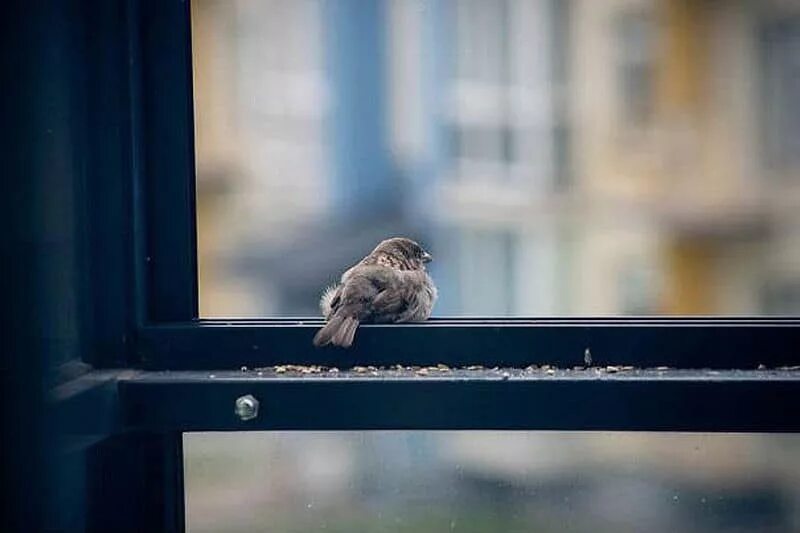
[424,0,800,315]
[184,431,800,533]
[186,4,800,532]
[565,0,800,315]
[193,0,405,316]
[389,0,574,315]
[192,0,800,317]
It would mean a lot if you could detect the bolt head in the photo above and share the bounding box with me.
[235,394,259,421]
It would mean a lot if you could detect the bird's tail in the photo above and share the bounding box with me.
[313,314,360,348]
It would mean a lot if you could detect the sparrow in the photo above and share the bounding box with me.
[313,237,438,348]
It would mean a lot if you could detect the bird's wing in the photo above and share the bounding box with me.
[393,271,436,322]
[338,265,402,321]
[370,288,405,319]
[370,270,435,323]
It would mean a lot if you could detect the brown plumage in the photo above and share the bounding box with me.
[313,237,437,348]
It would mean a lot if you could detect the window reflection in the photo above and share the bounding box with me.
[184,431,800,533]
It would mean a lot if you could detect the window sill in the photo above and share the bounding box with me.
[119,368,800,432]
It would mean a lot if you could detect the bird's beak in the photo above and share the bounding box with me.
[421,252,433,263]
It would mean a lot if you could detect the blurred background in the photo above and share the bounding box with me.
[185,431,800,533]
[187,3,800,531]
[192,0,800,317]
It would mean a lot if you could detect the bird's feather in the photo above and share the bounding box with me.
[314,237,437,348]
[319,284,342,319]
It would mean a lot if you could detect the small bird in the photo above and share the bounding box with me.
[313,237,437,348]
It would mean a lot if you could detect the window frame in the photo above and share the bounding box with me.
[64,0,800,531]
[132,0,800,375]
[126,0,800,424]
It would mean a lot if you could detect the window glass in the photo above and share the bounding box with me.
[193,0,800,317]
[184,431,800,533]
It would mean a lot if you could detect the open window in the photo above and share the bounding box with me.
[51,1,800,532]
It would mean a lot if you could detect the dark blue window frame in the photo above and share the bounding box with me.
[46,0,800,531]
[130,0,800,374]
[122,0,800,431]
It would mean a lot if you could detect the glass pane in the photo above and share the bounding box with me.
[192,1,800,317]
[184,431,800,533]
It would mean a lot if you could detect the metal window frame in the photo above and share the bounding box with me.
[56,0,800,531]
[122,0,800,430]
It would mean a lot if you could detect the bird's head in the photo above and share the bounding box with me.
[371,237,432,270]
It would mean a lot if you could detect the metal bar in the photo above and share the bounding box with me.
[162,432,186,533]
[85,432,184,533]
[127,0,148,332]
[120,369,800,432]
[137,318,800,370]
[138,0,198,322]
[81,0,138,367]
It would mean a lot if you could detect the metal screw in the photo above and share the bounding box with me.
[235,394,259,421]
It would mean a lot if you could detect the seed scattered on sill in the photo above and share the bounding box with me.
[243,363,699,378]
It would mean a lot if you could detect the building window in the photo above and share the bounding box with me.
[452,0,511,83]
[615,11,655,128]
[762,279,800,315]
[761,16,800,172]
[447,0,513,172]
[457,228,517,315]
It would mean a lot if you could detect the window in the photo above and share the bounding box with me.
[184,431,800,533]
[49,1,800,532]
[761,16,800,172]
[615,11,655,128]
[194,0,800,320]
